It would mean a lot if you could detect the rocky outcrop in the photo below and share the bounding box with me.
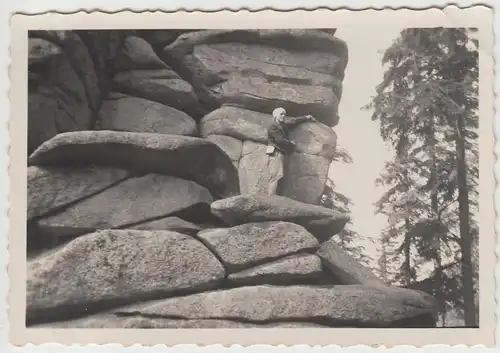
[27,29,439,328]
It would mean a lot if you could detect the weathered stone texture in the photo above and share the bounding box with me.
[27,229,226,324]
[37,174,213,238]
[197,221,319,272]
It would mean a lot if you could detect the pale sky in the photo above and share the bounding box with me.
[330,27,404,264]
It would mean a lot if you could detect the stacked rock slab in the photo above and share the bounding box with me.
[27,29,439,328]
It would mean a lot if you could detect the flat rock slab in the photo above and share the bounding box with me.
[27,165,129,220]
[34,314,327,328]
[115,285,438,327]
[113,36,167,72]
[28,131,240,198]
[211,195,350,242]
[227,253,323,286]
[190,42,344,85]
[27,229,226,324]
[37,174,213,238]
[217,75,340,127]
[163,29,348,68]
[112,69,203,118]
[97,95,197,136]
[197,221,319,272]
[129,216,203,236]
[317,239,386,286]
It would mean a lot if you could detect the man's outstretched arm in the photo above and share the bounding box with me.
[283,114,317,129]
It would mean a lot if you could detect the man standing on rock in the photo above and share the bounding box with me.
[266,107,316,196]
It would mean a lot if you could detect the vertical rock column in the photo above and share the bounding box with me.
[160,29,348,205]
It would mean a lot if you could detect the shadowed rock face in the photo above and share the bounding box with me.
[28,131,240,198]
[25,30,440,329]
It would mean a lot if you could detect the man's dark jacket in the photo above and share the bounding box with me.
[267,116,312,153]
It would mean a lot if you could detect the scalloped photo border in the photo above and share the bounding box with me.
[5,3,497,349]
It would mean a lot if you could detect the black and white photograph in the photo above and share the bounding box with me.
[10,6,495,347]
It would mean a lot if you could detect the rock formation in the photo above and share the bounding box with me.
[27,29,439,328]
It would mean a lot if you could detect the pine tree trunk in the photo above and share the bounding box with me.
[430,115,446,323]
[455,114,477,327]
[403,219,412,286]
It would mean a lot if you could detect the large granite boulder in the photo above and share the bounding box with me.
[162,29,347,126]
[27,165,129,220]
[28,131,240,198]
[97,94,197,135]
[211,195,349,242]
[197,221,319,272]
[163,29,348,72]
[114,285,438,327]
[27,229,226,325]
[37,174,213,239]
